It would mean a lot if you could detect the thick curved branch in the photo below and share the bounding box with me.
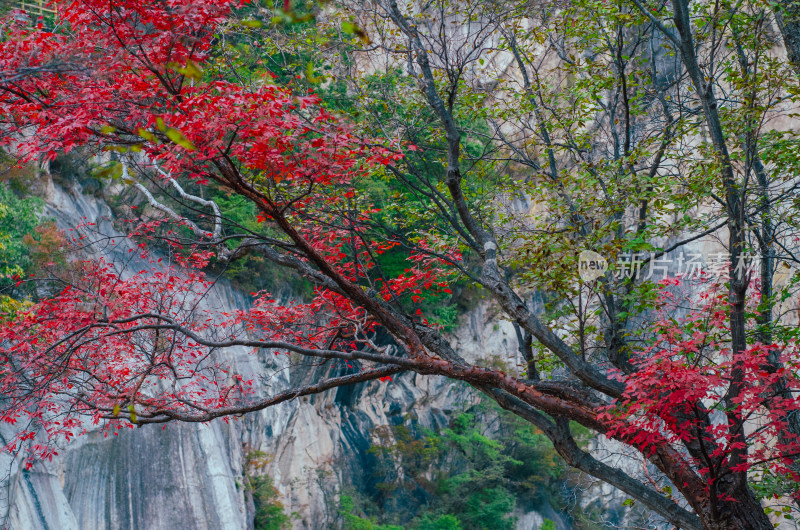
[77,318,609,430]
[106,365,405,424]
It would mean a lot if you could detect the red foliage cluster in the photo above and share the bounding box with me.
[0,0,451,463]
[604,277,800,486]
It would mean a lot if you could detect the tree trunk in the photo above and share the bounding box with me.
[692,480,772,530]
[775,0,800,77]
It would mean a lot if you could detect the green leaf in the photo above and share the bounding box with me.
[165,128,196,151]
[176,60,203,80]
[101,145,128,153]
[304,62,324,84]
[137,128,157,143]
[341,21,369,43]
[93,162,123,180]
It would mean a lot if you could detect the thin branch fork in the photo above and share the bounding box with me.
[122,158,222,241]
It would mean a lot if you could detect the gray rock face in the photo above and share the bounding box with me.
[62,423,247,530]
[5,466,78,530]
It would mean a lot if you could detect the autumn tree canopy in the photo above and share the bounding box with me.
[2,0,800,528]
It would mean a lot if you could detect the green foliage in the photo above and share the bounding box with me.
[250,475,291,530]
[242,450,292,530]
[339,68,500,329]
[459,487,515,530]
[340,495,405,530]
[0,184,43,293]
[356,403,569,530]
[540,520,557,530]
[212,0,344,94]
[414,514,462,530]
